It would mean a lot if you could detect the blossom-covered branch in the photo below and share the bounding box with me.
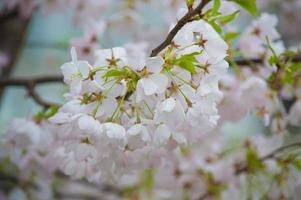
[150,0,212,56]
[0,52,300,109]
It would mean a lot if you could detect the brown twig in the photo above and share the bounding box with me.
[233,54,301,66]
[150,0,212,57]
[0,76,62,109]
[235,142,301,175]
[0,76,63,86]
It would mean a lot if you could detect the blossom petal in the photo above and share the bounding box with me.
[149,74,169,94]
[78,61,90,79]
[61,63,77,81]
[145,56,164,74]
[161,97,176,112]
[103,123,126,140]
[139,78,158,96]
[153,124,171,147]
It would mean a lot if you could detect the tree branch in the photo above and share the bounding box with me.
[0,76,63,86]
[0,76,62,109]
[233,54,301,65]
[150,0,212,57]
[235,142,301,175]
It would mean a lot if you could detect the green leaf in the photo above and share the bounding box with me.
[246,148,265,173]
[292,159,301,170]
[178,60,196,74]
[186,0,195,8]
[44,106,59,118]
[212,0,221,16]
[217,10,240,24]
[175,53,200,74]
[265,36,277,58]
[280,50,298,57]
[34,106,58,122]
[288,63,301,73]
[268,73,276,82]
[142,169,154,190]
[229,0,258,16]
[179,53,198,62]
[103,69,127,78]
[268,55,278,66]
[282,63,301,84]
[265,36,279,66]
[224,31,240,41]
[208,20,222,34]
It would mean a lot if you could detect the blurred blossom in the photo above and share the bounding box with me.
[0,51,9,74]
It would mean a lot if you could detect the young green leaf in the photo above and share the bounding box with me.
[208,20,223,34]
[224,31,240,41]
[229,0,258,16]
[212,0,221,16]
[103,69,127,78]
[175,53,201,74]
[178,60,196,74]
[217,10,240,24]
[186,0,195,8]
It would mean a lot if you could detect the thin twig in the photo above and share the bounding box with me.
[0,76,62,109]
[150,0,212,57]
[235,142,301,175]
[233,54,301,65]
[0,76,63,86]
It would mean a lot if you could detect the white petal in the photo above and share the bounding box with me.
[149,74,169,94]
[112,47,127,59]
[49,112,71,124]
[153,124,171,147]
[96,97,118,117]
[103,123,126,139]
[139,78,158,95]
[127,124,150,149]
[127,124,143,136]
[105,82,125,98]
[78,61,90,79]
[61,63,77,81]
[78,115,100,134]
[146,56,164,74]
[172,132,187,145]
[71,47,78,65]
[94,48,111,66]
[205,39,228,61]
[70,78,82,94]
[161,97,176,112]
[75,144,92,161]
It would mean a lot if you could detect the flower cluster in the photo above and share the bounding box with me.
[42,19,228,182]
[239,13,284,60]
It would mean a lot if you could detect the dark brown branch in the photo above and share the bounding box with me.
[0,76,62,109]
[0,76,63,86]
[26,81,59,109]
[233,54,301,66]
[150,0,212,57]
[235,142,301,175]
[0,8,19,22]
[0,7,32,105]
